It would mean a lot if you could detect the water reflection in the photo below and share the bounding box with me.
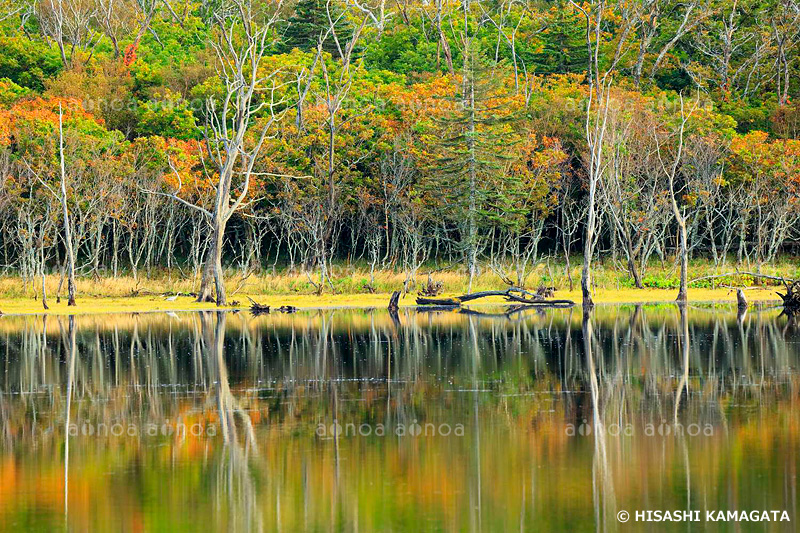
[0,304,797,531]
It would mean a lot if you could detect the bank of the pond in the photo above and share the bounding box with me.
[0,287,783,315]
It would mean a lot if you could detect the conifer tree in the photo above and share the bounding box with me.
[281,0,354,58]
[528,9,589,75]
[434,44,516,292]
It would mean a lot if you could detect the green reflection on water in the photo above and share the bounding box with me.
[0,304,797,531]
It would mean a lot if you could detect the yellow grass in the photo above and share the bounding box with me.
[0,258,791,315]
[0,285,781,316]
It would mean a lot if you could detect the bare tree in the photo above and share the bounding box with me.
[556,171,585,291]
[656,94,696,302]
[25,104,78,305]
[598,96,670,288]
[36,0,102,67]
[771,0,800,106]
[571,0,629,307]
[682,132,729,267]
[310,2,371,291]
[687,0,770,98]
[146,0,285,305]
[57,105,78,305]
[630,0,706,86]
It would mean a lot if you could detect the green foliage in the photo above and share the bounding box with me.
[642,275,680,289]
[0,37,62,91]
[524,8,588,75]
[137,91,200,140]
[430,49,517,219]
[0,78,31,105]
[717,98,775,134]
[363,27,444,76]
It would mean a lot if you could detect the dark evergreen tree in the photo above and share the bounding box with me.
[527,10,589,75]
[432,44,517,290]
[280,0,354,58]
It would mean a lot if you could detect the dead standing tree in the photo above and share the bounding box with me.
[571,0,621,307]
[26,104,78,306]
[146,0,285,305]
[655,94,697,302]
[36,0,102,68]
[314,3,370,291]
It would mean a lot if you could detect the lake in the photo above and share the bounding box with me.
[0,304,797,531]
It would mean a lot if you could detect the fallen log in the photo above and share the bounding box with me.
[417,288,535,305]
[416,287,574,308]
[417,303,566,319]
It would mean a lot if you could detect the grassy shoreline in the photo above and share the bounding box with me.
[1,260,794,315]
[0,286,783,315]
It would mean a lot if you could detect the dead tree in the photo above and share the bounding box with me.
[778,281,800,317]
[416,287,574,307]
[30,104,78,305]
[388,290,401,311]
[36,0,102,68]
[571,0,631,307]
[656,93,696,303]
[145,0,285,306]
[58,105,77,305]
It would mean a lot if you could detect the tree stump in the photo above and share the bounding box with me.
[388,291,401,311]
[778,281,800,317]
[736,289,748,310]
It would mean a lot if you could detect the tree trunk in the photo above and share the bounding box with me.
[436,0,455,76]
[58,104,77,307]
[582,180,596,307]
[196,216,226,305]
[466,47,477,294]
[196,249,216,303]
[40,242,49,310]
[676,222,688,302]
[627,253,643,289]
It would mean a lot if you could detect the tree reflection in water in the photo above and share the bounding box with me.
[0,304,796,531]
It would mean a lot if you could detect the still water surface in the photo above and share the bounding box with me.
[0,304,797,531]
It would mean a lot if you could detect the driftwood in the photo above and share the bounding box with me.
[416,287,574,308]
[247,297,298,315]
[248,297,270,315]
[777,281,800,318]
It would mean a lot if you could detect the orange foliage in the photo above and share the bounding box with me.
[0,97,102,145]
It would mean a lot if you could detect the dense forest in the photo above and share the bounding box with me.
[0,0,798,305]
